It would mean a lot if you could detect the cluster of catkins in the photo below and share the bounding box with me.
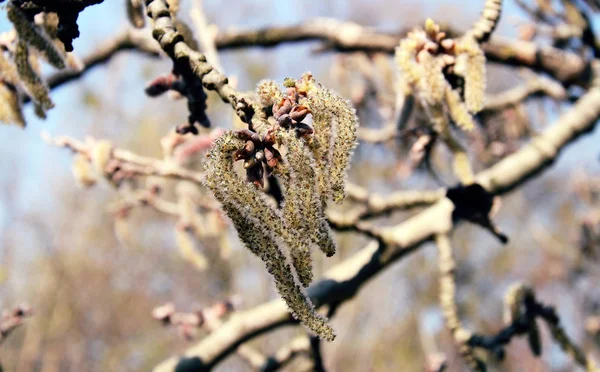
[396,18,486,132]
[395,0,501,132]
[0,2,70,127]
[203,73,358,340]
[395,0,502,184]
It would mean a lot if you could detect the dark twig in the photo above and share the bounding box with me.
[145,0,258,130]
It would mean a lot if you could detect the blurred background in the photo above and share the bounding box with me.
[0,0,600,371]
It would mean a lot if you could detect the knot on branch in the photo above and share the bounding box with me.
[446,183,508,243]
[233,96,255,125]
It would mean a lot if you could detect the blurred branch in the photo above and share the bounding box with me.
[154,70,600,372]
[29,17,589,108]
[0,304,32,346]
[24,28,160,104]
[212,18,591,86]
[264,337,312,371]
[309,334,325,372]
[480,75,567,114]
[359,75,566,144]
[152,299,237,341]
[42,133,205,184]
[435,234,483,371]
[468,284,598,371]
[190,0,222,72]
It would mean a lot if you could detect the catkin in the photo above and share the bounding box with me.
[467,0,503,43]
[0,82,26,127]
[14,41,54,112]
[445,87,475,131]
[308,88,358,203]
[204,132,335,340]
[458,40,486,113]
[8,3,66,69]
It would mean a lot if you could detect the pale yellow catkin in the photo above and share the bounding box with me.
[218,140,317,290]
[223,196,335,340]
[458,39,486,113]
[445,87,475,131]
[307,90,334,207]
[0,52,20,84]
[90,140,113,174]
[71,154,97,187]
[277,131,315,286]
[467,0,503,43]
[126,0,146,29]
[279,130,336,273]
[418,50,448,105]
[395,38,421,94]
[175,228,208,271]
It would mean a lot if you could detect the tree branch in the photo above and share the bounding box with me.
[23,28,160,104]
[145,0,257,128]
[212,19,590,86]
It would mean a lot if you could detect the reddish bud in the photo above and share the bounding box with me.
[145,73,178,97]
[289,105,310,122]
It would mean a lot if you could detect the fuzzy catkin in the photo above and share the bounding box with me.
[8,3,66,69]
[395,39,421,94]
[223,196,335,340]
[445,87,475,131]
[204,132,335,340]
[418,51,447,105]
[308,91,334,208]
[14,41,54,111]
[205,134,318,288]
[71,154,96,187]
[458,39,486,113]
[277,131,315,286]
[308,87,358,203]
[91,140,113,174]
[467,0,503,43]
[256,80,283,107]
[441,126,474,185]
[279,131,336,264]
[0,82,26,127]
